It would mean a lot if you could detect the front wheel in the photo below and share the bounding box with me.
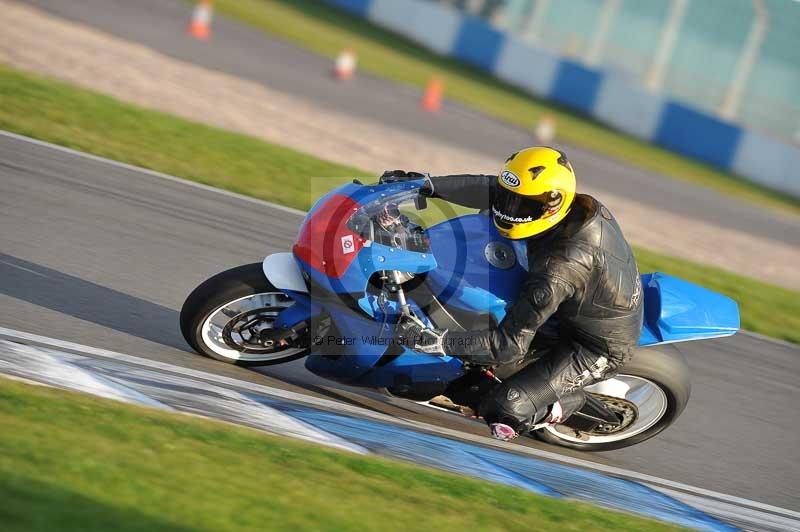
[534,344,691,451]
[180,263,312,366]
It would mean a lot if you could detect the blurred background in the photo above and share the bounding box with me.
[1,0,799,526]
[442,0,799,143]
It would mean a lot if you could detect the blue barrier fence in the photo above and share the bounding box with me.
[330,0,800,198]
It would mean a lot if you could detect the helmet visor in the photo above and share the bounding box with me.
[492,187,563,230]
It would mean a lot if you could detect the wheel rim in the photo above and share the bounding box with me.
[200,292,305,362]
[543,375,669,444]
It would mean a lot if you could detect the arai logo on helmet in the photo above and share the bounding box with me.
[500,171,520,188]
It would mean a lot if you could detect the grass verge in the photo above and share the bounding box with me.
[0,65,797,343]
[0,378,684,532]
[213,0,800,217]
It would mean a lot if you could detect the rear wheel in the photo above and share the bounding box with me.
[180,263,317,366]
[535,345,691,451]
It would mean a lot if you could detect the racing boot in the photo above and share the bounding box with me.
[489,391,586,440]
[543,390,586,424]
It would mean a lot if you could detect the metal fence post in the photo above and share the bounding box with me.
[719,0,769,121]
[584,0,622,66]
[644,0,690,91]
[521,0,551,43]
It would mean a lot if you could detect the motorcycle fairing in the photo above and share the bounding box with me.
[299,210,527,386]
[641,273,739,344]
[295,243,436,300]
[294,180,438,296]
[425,213,528,322]
[263,252,307,293]
[293,193,367,279]
[264,181,739,389]
[302,294,464,385]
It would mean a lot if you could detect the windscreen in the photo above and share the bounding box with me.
[347,190,430,253]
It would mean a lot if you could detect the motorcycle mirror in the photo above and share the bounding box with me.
[414,195,428,211]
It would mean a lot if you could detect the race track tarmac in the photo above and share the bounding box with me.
[0,134,797,511]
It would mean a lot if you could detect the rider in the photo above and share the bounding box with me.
[391,147,643,441]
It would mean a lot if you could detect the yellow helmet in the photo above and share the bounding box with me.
[492,147,576,240]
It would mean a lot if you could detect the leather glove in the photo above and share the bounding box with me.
[380,170,435,196]
[394,313,447,356]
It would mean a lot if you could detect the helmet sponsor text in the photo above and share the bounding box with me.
[492,206,533,223]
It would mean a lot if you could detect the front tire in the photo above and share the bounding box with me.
[180,263,310,366]
[535,344,691,451]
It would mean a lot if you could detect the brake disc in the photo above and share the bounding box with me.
[589,393,639,435]
[221,308,281,352]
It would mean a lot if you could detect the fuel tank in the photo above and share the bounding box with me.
[425,212,529,322]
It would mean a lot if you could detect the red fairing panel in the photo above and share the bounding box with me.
[293,194,365,279]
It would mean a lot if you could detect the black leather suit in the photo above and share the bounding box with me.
[429,174,644,431]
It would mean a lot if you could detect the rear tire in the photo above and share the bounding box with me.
[180,263,310,367]
[535,344,691,451]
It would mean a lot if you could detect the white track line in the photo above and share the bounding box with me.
[0,326,796,523]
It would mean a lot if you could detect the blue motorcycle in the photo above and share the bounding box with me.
[180,178,739,451]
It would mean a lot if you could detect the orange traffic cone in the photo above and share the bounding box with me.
[421,78,443,112]
[188,0,213,41]
[333,48,357,81]
[533,114,556,144]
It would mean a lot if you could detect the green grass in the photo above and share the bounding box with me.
[0,65,797,343]
[212,0,800,217]
[0,378,684,532]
